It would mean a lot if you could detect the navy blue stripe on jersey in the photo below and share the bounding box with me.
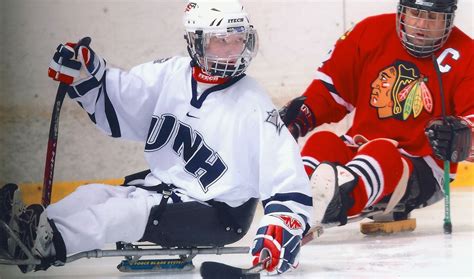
[264,202,308,223]
[262,192,313,208]
[67,86,80,99]
[103,80,121,138]
[87,112,96,124]
[78,101,97,124]
[264,202,293,214]
[190,74,246,109]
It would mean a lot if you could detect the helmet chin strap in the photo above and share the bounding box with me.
[192,65,230,85]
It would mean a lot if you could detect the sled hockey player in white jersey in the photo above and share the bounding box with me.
[0,0,312,275]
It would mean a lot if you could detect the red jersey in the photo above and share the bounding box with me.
[303,13,473,178]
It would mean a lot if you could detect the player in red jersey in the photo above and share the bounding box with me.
[280,0,473,227]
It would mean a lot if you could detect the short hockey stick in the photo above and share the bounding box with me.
[41,37,91,206]
[431,54,452,234]
[200,210,383,278]
[200,258,267,279]
[41,82,67,206]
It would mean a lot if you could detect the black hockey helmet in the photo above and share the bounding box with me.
[397,0,457,58]
[399,0,457,13]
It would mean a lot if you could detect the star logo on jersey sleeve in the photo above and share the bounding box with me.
[265,109,284,134]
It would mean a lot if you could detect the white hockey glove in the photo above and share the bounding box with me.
[48,39,106,98]
[251,206,305,275]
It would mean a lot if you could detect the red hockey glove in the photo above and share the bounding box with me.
[425,116,472,162]
[279,96,316,140]
[251,209,305,275]
[48,40,106,91]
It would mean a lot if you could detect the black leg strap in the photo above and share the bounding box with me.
[142,183,174,228]
[206,200,244,234]
[122,169,151,186]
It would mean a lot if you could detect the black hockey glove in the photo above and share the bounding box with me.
[425,116,472,162]
[279,96,316,140]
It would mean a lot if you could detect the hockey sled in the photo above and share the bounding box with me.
[359,203,417,235]
[0,197,258,273]
[0,219,248,272]
[0,228,251,274]
[303,202,415,244]
[360,218,416,235]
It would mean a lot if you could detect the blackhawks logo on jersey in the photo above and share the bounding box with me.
[370,60,433,120]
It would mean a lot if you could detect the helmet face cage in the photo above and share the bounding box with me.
[186,26,258,78]
[397,2,456,58]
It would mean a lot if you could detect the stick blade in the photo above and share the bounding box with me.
[443,222,452,234]
[200,261,259,279]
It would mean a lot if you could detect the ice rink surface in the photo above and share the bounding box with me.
[1,190,472,279]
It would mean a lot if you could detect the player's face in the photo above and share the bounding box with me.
[205,33,247,63]
[403,8,447,46]
[370,66,396,108]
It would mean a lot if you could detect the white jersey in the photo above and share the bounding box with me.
[72,56,312,222]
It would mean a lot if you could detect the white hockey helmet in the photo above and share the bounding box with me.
[183,0,258,77]
[397,0,457,58]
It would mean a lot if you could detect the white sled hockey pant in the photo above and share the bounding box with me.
[46,184,162,255]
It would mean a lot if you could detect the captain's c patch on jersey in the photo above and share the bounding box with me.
[265,109,284,134]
